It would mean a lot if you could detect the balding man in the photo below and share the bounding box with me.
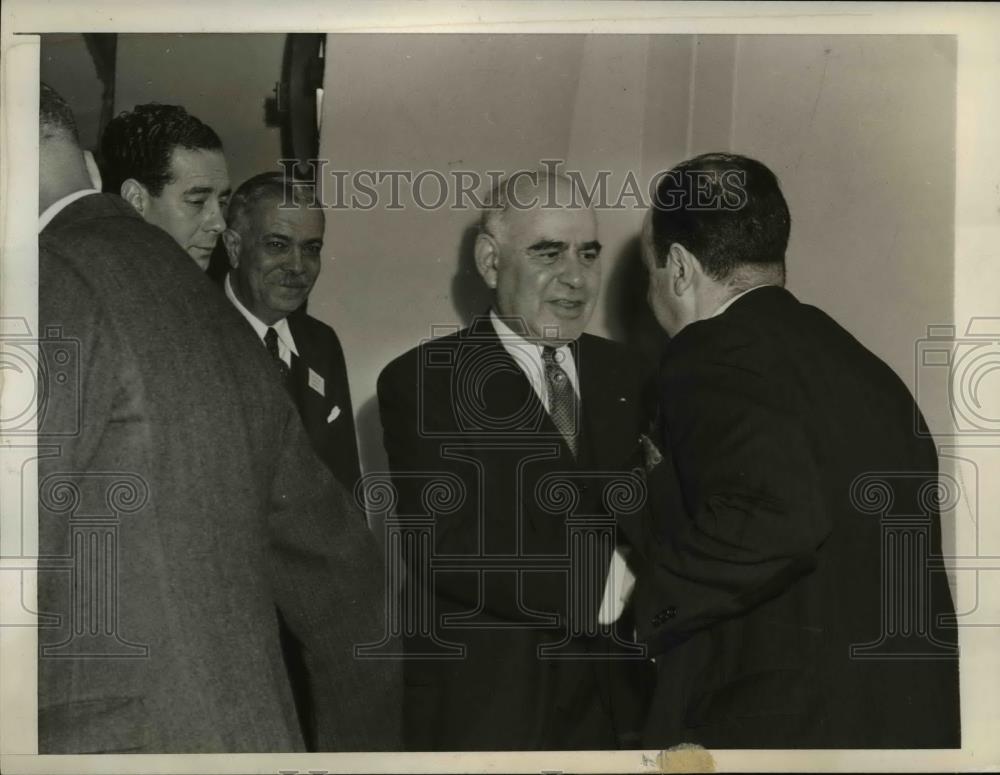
[220,173,362,750]
[221,172,360,493]
[38,83,400,753]
[377,172,653,750]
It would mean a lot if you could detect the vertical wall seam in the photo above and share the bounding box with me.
[730,35,740,151]
[685,34,697,157]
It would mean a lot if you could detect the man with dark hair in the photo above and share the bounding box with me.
[222,173,361,508]
[99,103,230,270]
[378,172,653,751]
[38,84,400,753]
[625,152,960,747]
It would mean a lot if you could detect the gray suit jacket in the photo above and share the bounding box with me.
[37,194,401,753]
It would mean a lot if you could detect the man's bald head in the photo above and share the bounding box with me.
[480,171,586,241]
[39,83,96,215]
[40,83,79,143]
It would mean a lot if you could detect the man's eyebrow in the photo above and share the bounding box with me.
[261,231,291,242]
[182,185,222,197]
[581,240,603,253]
[527,239,567,251]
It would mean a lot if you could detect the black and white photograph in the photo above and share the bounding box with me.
[1,2,999,773]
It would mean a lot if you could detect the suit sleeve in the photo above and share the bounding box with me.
[264,410,402,751]
[644,350,830,652]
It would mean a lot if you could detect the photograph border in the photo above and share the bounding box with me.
[3,2,999,772]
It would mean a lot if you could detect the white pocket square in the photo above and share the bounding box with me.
[326,405,341,423]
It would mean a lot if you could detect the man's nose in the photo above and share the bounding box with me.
[202,201,226,234]
[285,246,306,273]
[557,254,585,288]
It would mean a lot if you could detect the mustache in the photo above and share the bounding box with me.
[274,273,313,288]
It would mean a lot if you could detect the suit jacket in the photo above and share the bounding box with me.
[377,317,655,751]
[276,310,362,751]
[619,286,960,748]
[37,194,401,753]
[231,304,361,495]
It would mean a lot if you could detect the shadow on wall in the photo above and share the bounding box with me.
[451,220,495,325]
[605,235,668,365]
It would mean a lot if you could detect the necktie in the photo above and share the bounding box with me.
[264,326,290,381]
[542,346,578,457]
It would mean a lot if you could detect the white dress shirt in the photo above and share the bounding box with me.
[224,274,299,367]
[489,310,580,411]
[38,188,99,233]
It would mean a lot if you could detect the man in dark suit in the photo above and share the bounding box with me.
[99,103,231,271]
[625,152,960,748]
[220,172,361,494]
[219,172,363,749]
[377,172,653,751]
[37,84,399,753]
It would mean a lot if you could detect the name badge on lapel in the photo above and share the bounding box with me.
[308,368,325,397]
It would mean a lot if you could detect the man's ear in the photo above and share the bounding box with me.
[474,232,500,289]
[120,178,148,215]
[221,229,241,269]
[668,242,697,295]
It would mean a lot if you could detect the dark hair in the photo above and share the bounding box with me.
[99,103,222,196]
[226,171,320,234]
[40,82,78,142]
[649,152,790,282]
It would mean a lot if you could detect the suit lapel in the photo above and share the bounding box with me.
[286,315,325,427]
[468,326,637,468]
[576,335,640,472]
[466,317,568,452]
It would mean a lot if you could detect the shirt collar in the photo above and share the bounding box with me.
[488,310,580,399]
[224,273,298,356]
[710,284,775,318]
[38,188,100,233]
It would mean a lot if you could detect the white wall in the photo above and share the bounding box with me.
[113,33,286,188]
[313,34,955,473]
[316,34,591,471]
[315,34,704,471]
[40,34,104,151]
[728,35,955,394]
[44,33,956,472]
